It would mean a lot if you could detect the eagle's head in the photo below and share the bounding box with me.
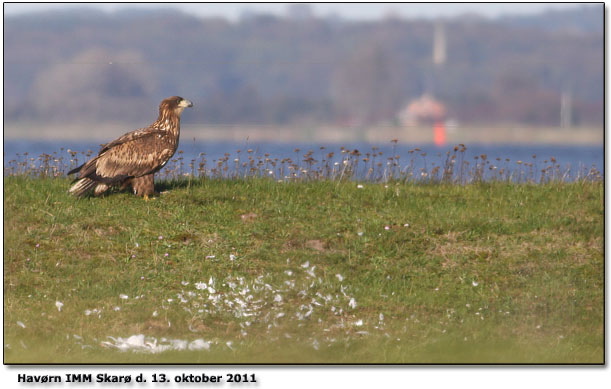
[160,96,193,116]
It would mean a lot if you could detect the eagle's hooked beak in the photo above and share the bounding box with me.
[179,99,193,108]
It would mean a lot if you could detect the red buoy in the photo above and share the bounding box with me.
[433,121,447,146]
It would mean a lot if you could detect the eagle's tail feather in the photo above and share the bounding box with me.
[67,163,85,176]
[68,178,97,197]
[94,183,109,196]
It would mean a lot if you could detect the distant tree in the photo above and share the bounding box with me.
[491,71,560,125]
[331,42,405,125]
[3,7,603,127]
[30,48,157,122]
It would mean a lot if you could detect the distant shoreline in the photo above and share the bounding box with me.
[3,122,603,146]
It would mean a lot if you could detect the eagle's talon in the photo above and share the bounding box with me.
[143,193,159,201]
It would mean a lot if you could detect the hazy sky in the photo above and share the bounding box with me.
[3,2,588,21]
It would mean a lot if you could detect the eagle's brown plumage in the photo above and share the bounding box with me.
[68,96,193,197]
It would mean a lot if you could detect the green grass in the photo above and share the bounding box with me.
[3,177,604,363]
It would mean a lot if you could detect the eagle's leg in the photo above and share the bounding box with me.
[120,179,133,192]
[131,174,157,198]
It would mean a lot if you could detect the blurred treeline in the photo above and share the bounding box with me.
[3,6,603,127]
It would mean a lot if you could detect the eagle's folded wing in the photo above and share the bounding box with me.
[95,132,175,182]
[99,128,166,154]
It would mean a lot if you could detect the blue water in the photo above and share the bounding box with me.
[4,139,603,182]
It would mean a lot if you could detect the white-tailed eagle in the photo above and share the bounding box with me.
[68,96,193,198]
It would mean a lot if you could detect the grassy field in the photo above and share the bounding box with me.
[3,177,604,363]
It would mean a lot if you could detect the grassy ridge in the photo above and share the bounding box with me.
[3,177,604,363]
